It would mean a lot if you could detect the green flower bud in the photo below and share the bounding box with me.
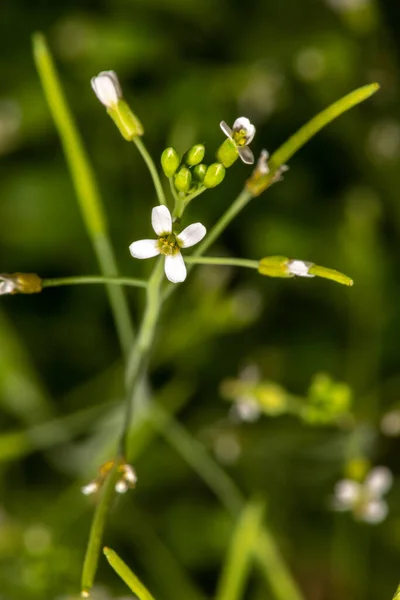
[216,138,239,168]
[107,99,144,141]
[258,256,292,278]
[193,163,207,182]
[174,167,192,193]
[203,163,226,188]
[161,147,180,178]
[0,273,42,295]
[182,144,205,166]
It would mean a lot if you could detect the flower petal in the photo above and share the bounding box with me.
[233,117,256,143]
[334,479,360,507]
[365,466,393,496]
[177,223,207,248]
[361,499,388,524]
[91,71,122,107]
[129,239,160,259]
[164,252,187,283]
[152,205,172,236]
[220,121,233,139]
[238,145,255,165]
[287,259,315,278]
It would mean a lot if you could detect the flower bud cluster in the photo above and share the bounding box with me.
[160,116,257,198]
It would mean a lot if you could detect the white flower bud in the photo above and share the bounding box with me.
[81,481,99,496]
[91,71,122,108]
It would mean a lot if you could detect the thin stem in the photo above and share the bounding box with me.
[120,258,166,455]
[32,33,135,359]
[185,256,258,269]
[81,464,119,597]
[193,189,253,259]
[169,178,181,216]
[42,275,147,289]
[134,137,167,206]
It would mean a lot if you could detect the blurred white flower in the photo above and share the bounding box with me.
[81,460,137,496]
[381,410,400,437]
[129,205,206,283]
[220,117,256,164]
[0,275,17,295]
[91,71,122,108]
[333,466,393,524]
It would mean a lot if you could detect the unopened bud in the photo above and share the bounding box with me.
[0,273,42,295]
[161,147,180,177]
[182,144,205,166]
[174,167,192,193]
[216,138,239,168]
[193,163,207,182]
[258,257,292,278]
[91,71,121,108]
[107,100,144,140]
[203,163,226,188]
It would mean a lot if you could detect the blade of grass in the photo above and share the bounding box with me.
[32,33,135,359]
[150,402,305,600]
[215,500,265,600]
[104,546,156,600]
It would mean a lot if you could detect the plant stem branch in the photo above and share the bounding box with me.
[133,137,167,206]
[42,275,147,289]
[185,256,258,269]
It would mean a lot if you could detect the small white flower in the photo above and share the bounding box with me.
[81,481,99,496]
[287,259,315,278]
[332,466,393,524]
[91,71,122,108]
[0,275,17,295]
[220,117,256,164]
[256,149,270,175]
[129,205,206,283]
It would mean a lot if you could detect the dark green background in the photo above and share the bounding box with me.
[1,0,400,598]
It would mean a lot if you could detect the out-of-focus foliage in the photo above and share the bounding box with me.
[1,0,400,599]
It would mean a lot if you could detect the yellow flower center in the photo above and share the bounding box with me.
[158,233,180,256]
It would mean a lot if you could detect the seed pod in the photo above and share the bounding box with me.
[161,147,180,177]
[216,138,239,168]
[174,167,192,193]
[203,163,226,188]
[193,163,207,182]
[182,144,205,166]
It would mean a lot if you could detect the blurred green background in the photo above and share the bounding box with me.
[1,0,400,598]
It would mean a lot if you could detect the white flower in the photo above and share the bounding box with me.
[129,205,206,283]
[91,71,122,108]
[220,117,256,164]
[287,259,315,278]
[333,466,393,524]
[0,275,17,295]
[81,460,137,496]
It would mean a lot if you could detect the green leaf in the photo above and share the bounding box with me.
[104,546,156,600]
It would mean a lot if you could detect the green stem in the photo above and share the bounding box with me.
[32,33,135,359]
[215,500,265,600]
[120,258,166,454]
[169,178,181,216]
[134,137,167,206]
[104,547,156,600]
[185,256,258,269]
[81,464,119,597]
[42,275,147,289]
